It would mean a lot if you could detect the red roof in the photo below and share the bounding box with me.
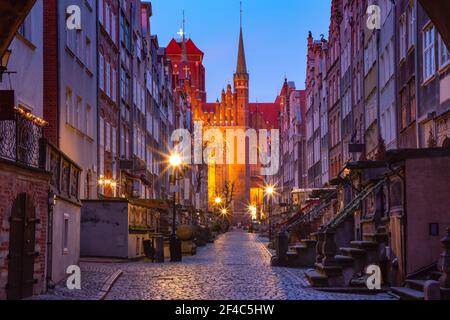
[200,102,281,129]
[249,103,280,129]
[165,38,204,58]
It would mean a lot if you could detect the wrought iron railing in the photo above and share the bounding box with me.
[327,178,386,229]
[0,110,45,168]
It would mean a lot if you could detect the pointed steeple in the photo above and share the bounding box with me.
[235,1,247,75]
[178,11,190,81]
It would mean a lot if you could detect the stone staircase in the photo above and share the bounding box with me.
[286,239,317,268]
[305,225,389,288]
[390,270,443,300]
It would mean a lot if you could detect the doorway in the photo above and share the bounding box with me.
[7,193,37,300]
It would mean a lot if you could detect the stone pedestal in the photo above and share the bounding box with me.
[316,228,325,264]
[321,227,338,267]
[439,228,450,292]
[277,230,289,267]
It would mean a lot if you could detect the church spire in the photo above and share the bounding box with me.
[179,10,190,81]
[236,1,247,75]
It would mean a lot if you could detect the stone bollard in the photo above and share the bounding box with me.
[277,230,289,267]
[439,228,450,299]
[321,227,337,267]
[424,280,441,300]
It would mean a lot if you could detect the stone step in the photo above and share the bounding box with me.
[391,287,424,300]
[363,233,388,243]
[340,247,367,257]
[310,232,318,241]
[430,271,443,281]
[289,244,307,250]
[305,269,328,287]
[301,239,317,247]
[334,254,355,266]
[350,240,379,250]
[405,279,427,291]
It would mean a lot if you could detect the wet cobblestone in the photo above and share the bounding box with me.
[34,231,394,300]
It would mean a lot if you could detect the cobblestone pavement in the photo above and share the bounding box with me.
[34,230,394,300]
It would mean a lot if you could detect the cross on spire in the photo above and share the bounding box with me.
[177,10,186,40]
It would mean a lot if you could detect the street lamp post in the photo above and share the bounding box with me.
[169,153,183,262]
[265,186,275,242]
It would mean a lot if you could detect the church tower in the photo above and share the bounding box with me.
[234,1,249,127]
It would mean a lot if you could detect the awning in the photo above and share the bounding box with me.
[0,0,36,58]
[419,0,450,51]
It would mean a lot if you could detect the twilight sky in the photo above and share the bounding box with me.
[150,0,331,102]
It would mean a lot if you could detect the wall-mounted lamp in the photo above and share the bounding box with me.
[0,49,12,83]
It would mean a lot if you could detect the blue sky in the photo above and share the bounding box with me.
[150,0,331,102]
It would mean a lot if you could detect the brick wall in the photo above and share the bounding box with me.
[43,0,59,146]
[0,161,50,299]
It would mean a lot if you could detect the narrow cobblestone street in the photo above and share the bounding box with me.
[34,230,394,300]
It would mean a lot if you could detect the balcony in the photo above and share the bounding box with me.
[0,107,46,168]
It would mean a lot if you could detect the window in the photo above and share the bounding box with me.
[76,30,83,59]
[99,54,104,90]
[106,61,111,97]
[400,15,407,60]
[423,24,436,81]
[105,4,110,35]
[409,79,416,122]
[112,68,117,102]
[66,88,73,125]
[400,88,408,130]
[75,97,82,130]
[106,122,111,152]
[99,117,105,177]
[99,0,104,25]
[86,104,92,137]
[63,214,69,254]
[438,35,450,69]
[85,37,92,70]
[120,14,131,50]
[408,4,415,49]
[112,14,117,44]
[429,223,439,236]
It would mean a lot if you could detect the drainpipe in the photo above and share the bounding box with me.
[376,27,382,144]
[414,0,420,148]
[392,0,399,148]
[46,191,55,290]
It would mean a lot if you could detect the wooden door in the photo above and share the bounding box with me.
[7,193,36,300]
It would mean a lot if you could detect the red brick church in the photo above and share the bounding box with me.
[166,18,281,223]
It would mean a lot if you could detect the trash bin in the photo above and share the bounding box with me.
[143,239,155,260]
[154,235,165,263]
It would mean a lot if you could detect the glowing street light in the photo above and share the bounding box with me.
[265,185,275,196]
[221,208,228,216]
[169,152,183,168]
[215,197,222,205]
[265,185,276,242]
[168,151,183,262]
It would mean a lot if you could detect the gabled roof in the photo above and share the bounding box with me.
[165,38,204,58]
[249,103,281,129]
